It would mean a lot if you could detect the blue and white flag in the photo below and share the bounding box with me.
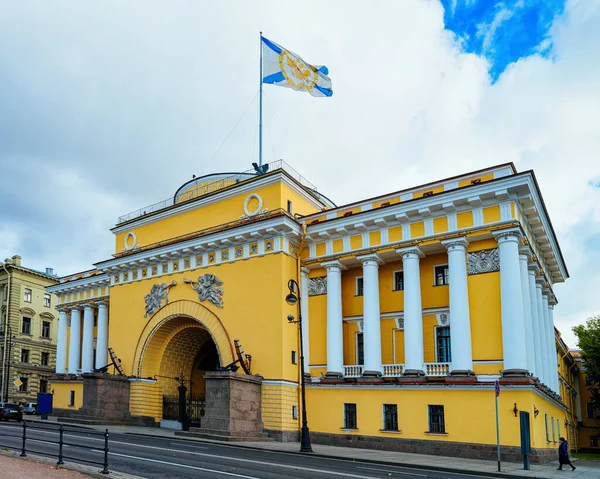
[261,36,333,97]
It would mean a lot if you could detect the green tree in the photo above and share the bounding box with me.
[573,315,600,406]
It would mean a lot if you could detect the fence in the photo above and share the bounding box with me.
[0,421,110,474]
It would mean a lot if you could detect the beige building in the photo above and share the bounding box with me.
[0,255,59,403]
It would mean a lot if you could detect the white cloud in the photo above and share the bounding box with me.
[0,0,598,347]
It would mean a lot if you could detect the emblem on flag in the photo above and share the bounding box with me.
[495,380,500,397]
[261,36,333,97]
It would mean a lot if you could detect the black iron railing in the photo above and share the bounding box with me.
[0,421,110,474]
[162,396,205,427]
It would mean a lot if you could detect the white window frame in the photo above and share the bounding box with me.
[392,270,404,291]
[551,416,556,442]
[382,403,399,431]
[434,325,452,363]
[43,293,51,307]
[433,263,449,286]
[24,288,32,303]
[355,331,364,366]
[545,414,549,442]
[355,276,364,296]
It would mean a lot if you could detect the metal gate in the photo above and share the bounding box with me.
[162,396,205,427]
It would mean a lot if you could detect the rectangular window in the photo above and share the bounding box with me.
[41,352,49,366]
[292,406,298,420]
[344,403,357,429]
[587,402,597,419]
[393,271,404,291]
[24,288,32,302]
[22,317,31,335]
[428,405,445,433]
[545,414,549,441]
[39,379,48,394]
[42,321,51,338]
[43,293,51,307]
[585,376,594,386]
[551,416,556,442]
[291,351,297,364]
[356,332,364,365]
[287,200,293,214]
[356,277,364,296]
[557,419,561,441]
[19,377,28,392]
[69,390,75,406]
[436,326,452,363]
[21,349,30,363]
[383,404,398,431]
[591,436,598,447]
[434,265,449,286]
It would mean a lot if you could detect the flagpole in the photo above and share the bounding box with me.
[259,31,263,168]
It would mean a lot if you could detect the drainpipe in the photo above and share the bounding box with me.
[1,260,12,402]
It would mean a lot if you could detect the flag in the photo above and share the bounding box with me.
[495,380,500,397]
[261,36,333,97]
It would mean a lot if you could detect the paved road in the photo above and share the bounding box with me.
[0,421,500,479]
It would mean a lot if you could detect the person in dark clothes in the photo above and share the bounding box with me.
[558,437,576,471]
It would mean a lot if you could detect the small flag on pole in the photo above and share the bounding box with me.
[495,380,500,397]
[261,36,333,97]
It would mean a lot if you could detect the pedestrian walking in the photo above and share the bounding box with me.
[557,437,576,471]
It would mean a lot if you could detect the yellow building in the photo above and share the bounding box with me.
[48,161,570,462]
[1,255,60,404]
[555,333,580,449]
[572,350,600,451]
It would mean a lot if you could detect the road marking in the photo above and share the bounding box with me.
[93,450,260,478]
[357,466,427,476]
[169,441,208,449]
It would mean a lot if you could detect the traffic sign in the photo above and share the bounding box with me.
[13,379,22,388]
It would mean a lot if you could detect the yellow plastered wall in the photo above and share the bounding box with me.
[130,381,163,421]
[410,222,425,238]
[380,318,396,364]
[457,211,474,229]
[469,271,503,362]
[433,217,448,234]
[344,322,360,365]
[307,269,327,370]
[261,383,299,432]
[350,235,362,250]
[50,381,84,409]
[483,206,501,224]
[388,226,402,242]
[458,173,494,188]
[369,231,381,246]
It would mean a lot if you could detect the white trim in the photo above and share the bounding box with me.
[261,380,298,388]
[433,263,449,286]
[392,269,404,291]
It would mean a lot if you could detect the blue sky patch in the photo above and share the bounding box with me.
[440,0,566,81]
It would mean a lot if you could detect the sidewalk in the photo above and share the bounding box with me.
[28,416,600,479]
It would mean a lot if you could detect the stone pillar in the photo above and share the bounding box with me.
[441,237,473,375]
[95,302,109,370]
[528,265,544,381]
[519,251,536,376]
[321,260,345,378]
[397,247,425,377]
[81,305,95,373]
[68,307,82,374]
[300,268,310,374]
[357,253,383,377]
[548,299,560,393]
[55,309,69,374]
[493,229,528,375]
[535,279,550,385]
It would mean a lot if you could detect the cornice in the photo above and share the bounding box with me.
[46,273,110,294]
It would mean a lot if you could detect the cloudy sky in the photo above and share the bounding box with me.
[1,0,599,346]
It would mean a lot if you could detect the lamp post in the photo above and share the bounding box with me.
[3,326,14,402]
[285,279,312,453]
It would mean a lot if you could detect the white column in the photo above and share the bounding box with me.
[322,260,345,377]
[548,300,560,393]
[542,292,556,392]
[68,307,82,374]
[493,229,528,373]
[81,305,95,373]
[519,251,536,376]
[397,246,425,375]
[300,268,311,374]
[55,309,69,374]
[441,237,473,374]
[535,279,549,385]
[527,265,544,380]
[357,253,383,375]
[95,302,109,370]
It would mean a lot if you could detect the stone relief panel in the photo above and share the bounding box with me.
[184,273,224,308]
[144,281,176,318]
[308,276,327,296]
[467,248,500,275]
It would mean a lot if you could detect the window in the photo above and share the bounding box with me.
[393,271,404,291]
[344,403,357,429]
[428,405,445,433]
[587,402,597,419]
[69,390,75,406]
[585,376,594,386]
[356,277,364,296]
[436,327,452,363]
[41,352,49,366]
[21,349,30,363]
[383,404,398,431]
[19,377,28,392]
[545,414,549,441]
[24,288,32,302]
[42,321,50,339]
[39,379,48,394]
[43,293,51,307]
[292,406,298,420]
[551,416,556,442]
[356,332,364,365]
[287,200,293,214]
[22,317,31,335]
[291,351,297,364]
[422,191,433,197]
[470,178,482,185]
[434,265,449,286]
[591,436,598,447]
[557,419,561,441]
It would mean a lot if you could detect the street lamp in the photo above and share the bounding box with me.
[285,279,313,453]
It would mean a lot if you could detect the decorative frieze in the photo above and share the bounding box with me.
[308,276,327,296]
[467,249,500,275]
[144,281,176,317]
